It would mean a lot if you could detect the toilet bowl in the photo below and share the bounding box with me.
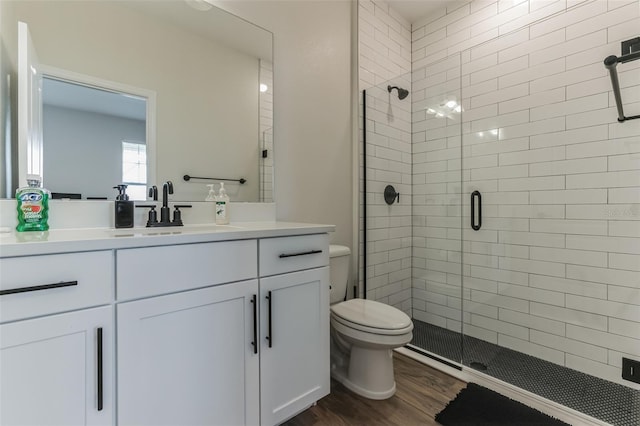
[328,245,413,400]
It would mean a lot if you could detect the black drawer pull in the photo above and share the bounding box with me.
[0,280,78,296]
[251,294,258,354]
[266,291,273,348]
[279,249,322,259]
[97,327,104,411]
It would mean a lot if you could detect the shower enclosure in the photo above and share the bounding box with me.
[361,37,639,426]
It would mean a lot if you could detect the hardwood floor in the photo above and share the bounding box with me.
[284,353,467,426]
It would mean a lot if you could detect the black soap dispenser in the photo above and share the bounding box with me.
[114,184,134,228]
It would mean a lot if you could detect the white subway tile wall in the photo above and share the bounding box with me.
[359,0,413,314]
[409,0,640,389]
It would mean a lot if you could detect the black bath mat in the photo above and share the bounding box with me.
[435,383,570,425]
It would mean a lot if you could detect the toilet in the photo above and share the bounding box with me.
[329,245,413,400]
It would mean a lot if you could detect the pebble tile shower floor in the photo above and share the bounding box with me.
[410,320,639,426]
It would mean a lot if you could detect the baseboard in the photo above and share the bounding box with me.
[395,347,612,426]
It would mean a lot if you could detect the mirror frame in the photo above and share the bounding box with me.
[34,64,157,196]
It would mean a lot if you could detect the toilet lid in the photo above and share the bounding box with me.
[331,299,412,331]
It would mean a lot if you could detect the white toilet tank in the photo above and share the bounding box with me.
[329,245,351,304]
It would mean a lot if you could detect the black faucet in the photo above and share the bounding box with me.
[160,181,173,224]
[148,185,158,201]
[137,181,191,227]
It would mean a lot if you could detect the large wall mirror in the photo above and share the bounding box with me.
[0,0,274,202]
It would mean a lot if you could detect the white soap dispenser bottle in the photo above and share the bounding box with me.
[215,182,230,225]
[205,184,216,201]
[205,184,216,222]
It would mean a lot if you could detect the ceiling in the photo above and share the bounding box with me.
[43,77,146,121]
[388,0,455,24]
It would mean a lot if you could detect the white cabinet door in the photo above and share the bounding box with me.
[117,280,259,426]
[259,267,330,426]
[0,306,113,426]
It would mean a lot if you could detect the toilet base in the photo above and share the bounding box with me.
[331,346,397,400]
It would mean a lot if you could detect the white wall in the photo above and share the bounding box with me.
[358,0,413,313]
[43,105,145,199]
[410,0,640,389]
[219,1,353,247]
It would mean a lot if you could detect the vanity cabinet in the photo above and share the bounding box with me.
[258,234,330,426]
[0,251,114,426]
[117,280,259,426]
[116,235,330,426]
[0,226,332,426]
[0,307,113,426]
[259,268,330,425]
[115,239,257,301]
[116,240,259,426]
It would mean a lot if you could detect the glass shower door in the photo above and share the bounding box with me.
[458,33,640,424]
[407,53,464,365]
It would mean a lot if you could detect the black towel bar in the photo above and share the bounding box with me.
[183,175,246,184]
[604,37,640,123]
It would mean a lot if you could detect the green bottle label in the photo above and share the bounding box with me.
[16,189,49,232]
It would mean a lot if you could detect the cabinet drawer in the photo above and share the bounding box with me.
[259,234,329,277]
[0,251,113,323]
[117,239,257,300]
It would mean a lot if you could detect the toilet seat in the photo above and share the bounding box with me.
[331,299,413,336]
[331,314,413,336]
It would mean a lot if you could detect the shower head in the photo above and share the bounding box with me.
[388,85,409,100]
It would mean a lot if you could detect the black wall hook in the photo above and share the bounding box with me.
[384,185,400,205]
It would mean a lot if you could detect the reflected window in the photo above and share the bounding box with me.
[122,140,146,200]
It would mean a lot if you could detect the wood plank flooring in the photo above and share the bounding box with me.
[283,353,467,426]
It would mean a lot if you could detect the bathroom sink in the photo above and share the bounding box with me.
[107,224,242,237]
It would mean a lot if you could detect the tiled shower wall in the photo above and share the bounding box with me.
[358,0,413,313]
[411,53,464,331]
[259,59,273,203]
[411,0,640,389]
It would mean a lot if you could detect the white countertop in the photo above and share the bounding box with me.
[0,222,335,257]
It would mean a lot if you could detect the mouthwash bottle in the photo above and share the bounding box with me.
[16,175,50,232]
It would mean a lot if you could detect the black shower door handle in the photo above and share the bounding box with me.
[471,191,482,231]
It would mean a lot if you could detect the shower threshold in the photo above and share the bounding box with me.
[410,320,639,426]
